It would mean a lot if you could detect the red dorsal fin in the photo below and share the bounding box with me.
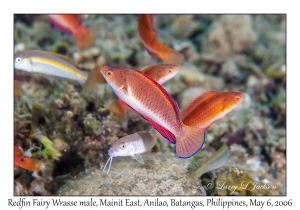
[124,102,176,144]
[136,70,180,115]
[144,116,176,144]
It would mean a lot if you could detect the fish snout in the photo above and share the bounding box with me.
[108,149,115,157]
[240,92,246,100]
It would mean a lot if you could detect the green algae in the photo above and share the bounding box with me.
[33,135,61,160]
[83,118,102,135]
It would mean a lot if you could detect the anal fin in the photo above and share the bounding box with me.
[110,99,128,119]
[124,102,176,144]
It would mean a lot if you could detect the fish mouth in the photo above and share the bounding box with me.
[108,149,113,157]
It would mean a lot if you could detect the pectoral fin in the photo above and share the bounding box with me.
[110,99,128,119]
[131,153,144,164]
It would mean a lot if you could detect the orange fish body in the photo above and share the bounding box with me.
[138,14,184,65]
[181,90,246,129]
[14,146,42,171]
[109,64,180,119]
[100,66,206,159]
[141,64,180,84]
[48,14,95,49]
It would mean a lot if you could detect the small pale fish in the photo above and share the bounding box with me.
[109,64,181,119]
[102,129,157,174]
[48,15,95,50]
[181,90,246,130]
[14,146,43,171]
[14,50,96,90]
[138,14,184,65]
[100,65,206,159]
[193,143,229,178]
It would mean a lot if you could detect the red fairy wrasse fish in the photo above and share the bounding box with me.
[102,129,157,174]
[99,66,206,159]
[109,64,181,119]
[181,90,246,130]
[14,50,96,90]
[193,143,229,178]
[138,14,184,65]
[48,15,95,49]
[14,146,43,171]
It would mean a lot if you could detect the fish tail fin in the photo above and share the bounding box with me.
[175,124,207,159]
[73,25,95,49]
[110,99,128,119]
[82,67,106,91]
[14,80,22,99]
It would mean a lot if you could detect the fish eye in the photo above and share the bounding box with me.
[235,96,240,101]
[120,143,126,150]
[168,69,173,73]
[106,71,113,77]
[15,57,22,63]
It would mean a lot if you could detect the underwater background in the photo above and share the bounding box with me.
[14,14,286,195]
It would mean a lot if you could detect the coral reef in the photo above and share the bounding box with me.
[202,15,257,57]
[58,153,206,196]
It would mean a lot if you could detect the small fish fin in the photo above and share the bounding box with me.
[14,80,22,99]
[124,102,176,144]
[180,90,219,120]
[110,99,128,119]
[148,129,158,139]
[176,124,207,159]
[47,51,78,66]
[160,46,184,65]
[73,25,95,50]
[82,69,106,91]
[141,65,157,75]
[216,117,225,125]
[93,66,107,83]
[132,153,144,164]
